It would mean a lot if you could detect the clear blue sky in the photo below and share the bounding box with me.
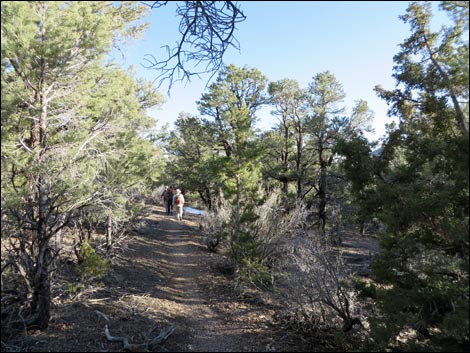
[113,1,449,141]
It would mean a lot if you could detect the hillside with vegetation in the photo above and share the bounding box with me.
[1,1,468,352]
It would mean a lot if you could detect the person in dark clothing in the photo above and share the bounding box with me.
[162,186,174,215]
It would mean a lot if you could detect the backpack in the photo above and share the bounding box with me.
[175,194,183,205]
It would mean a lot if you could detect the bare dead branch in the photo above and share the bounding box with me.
[104,324,133,350]
[142,1,246,91]
[18,137,33,153]
[147,325,176,346]
[103,322,176,352]
[94,310,110,322]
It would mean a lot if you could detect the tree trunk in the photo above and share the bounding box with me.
[29,23,53,328]
[424,34,468,135]
[30,205,52,329]
[233,172,241,256]
[282,118,289,196]
[205,187,212,210]
[106,215,113,250]
[318,176,326,236]
[296,130,303,200]
[198,187,213,210]
[318,141,327,237]
[30,260,51,329]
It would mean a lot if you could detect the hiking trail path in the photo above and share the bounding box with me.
[96,204,282,352]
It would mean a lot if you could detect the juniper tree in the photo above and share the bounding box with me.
[339,1,468,349]
[167,112,218,209]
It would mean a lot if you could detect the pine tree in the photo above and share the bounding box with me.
[197,64,268,261]
[266,79,307,199]
[1,1,157,329]
[168,112,218,210]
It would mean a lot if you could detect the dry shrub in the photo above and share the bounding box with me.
[200,194,233,252]
[251,189,309,266]
[200,189,308,284]
[277,234,363,334]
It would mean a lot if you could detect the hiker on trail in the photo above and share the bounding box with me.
[161,186,168,200]
[172,189,185,221]
[162,186,174,215]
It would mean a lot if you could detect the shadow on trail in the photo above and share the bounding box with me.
[103,205,204,302]
[102,204,276,352]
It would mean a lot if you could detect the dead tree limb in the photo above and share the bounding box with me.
[147,325,176,347]
[103,323,176,352]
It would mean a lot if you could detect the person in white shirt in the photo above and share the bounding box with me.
[172,189,185,221]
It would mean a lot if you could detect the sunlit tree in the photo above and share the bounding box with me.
[1,1,160,329]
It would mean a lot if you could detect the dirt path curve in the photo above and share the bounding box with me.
[115,204,280,352]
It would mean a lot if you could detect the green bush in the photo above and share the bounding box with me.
[354,277,377,299]
[64,282,84,295]
[76,241,110,280]
[238,257,272,288]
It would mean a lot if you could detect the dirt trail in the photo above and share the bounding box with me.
[113,204,279,352]
[148,205,242,351]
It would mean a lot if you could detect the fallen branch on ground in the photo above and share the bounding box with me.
[96,311,175,352]
[104,324,176,352]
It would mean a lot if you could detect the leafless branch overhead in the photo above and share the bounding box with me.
[143,1,246,90]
